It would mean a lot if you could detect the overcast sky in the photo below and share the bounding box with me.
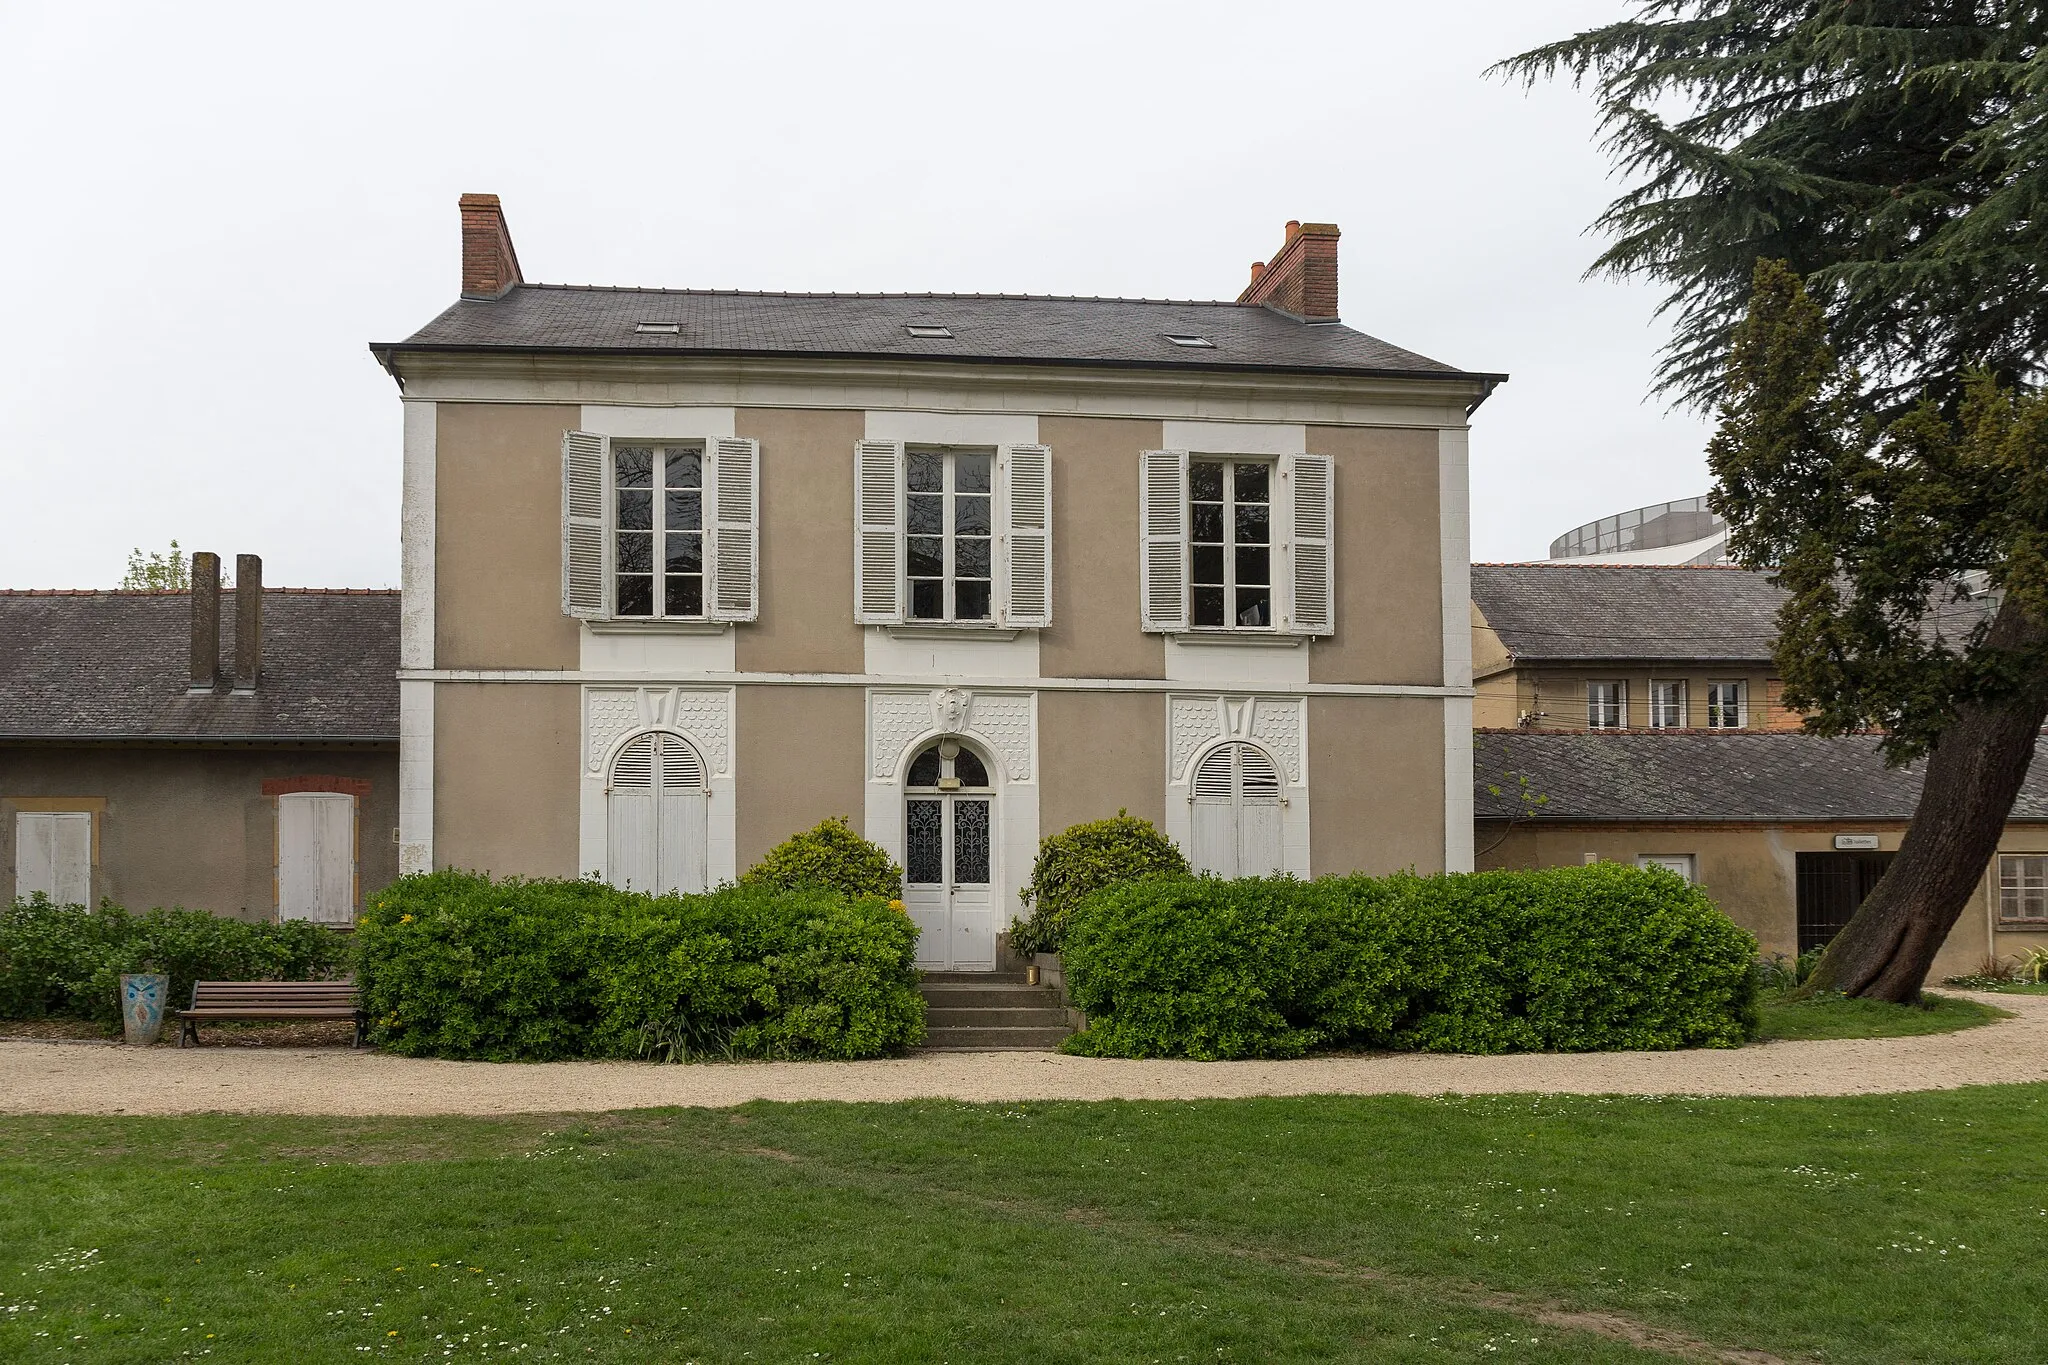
[0,0,1713,588]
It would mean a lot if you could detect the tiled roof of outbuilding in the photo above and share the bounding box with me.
[1471,563,1786,664]
[0,590,398,743]
[374,284,1501,383]
[1473,730,2048,824]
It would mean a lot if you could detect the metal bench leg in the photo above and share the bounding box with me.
[179,1018,198,1048]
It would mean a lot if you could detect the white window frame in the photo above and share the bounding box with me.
[1999,854,2048,924]
[612,442,708,621]
[1587,680,1626,730]
[1138,449,1333,636]
[904,447,997,625]
[851,440,1052,629]
[1705,680,1748,729]
[561,431,758,625]
[1648,679,1687,729]
[1188,456,1277,632]
[1637,853,1697,883]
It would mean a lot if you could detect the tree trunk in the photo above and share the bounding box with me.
[1806,599,2048,1002]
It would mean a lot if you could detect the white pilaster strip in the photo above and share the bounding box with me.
[398,679,435,875]
[399,400,436,670]
[1440,426,1474,873]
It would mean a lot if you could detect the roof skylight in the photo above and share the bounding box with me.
[905,324,953,339]
[634,322,682,335]
[1164,333,1216,348]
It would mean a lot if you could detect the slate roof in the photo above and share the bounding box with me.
[374,285,1501,383]
[1471,564,1786,665]
[0,590,398,743]
[1473,730,2048,823]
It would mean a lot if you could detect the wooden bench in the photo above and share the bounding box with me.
[178,980,364,1048]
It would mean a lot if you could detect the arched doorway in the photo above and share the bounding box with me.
[607,731,709,895]
[903,738,996,970]
[1189,741,1284,877]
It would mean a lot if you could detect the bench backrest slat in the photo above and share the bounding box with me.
[189,980,358,1008]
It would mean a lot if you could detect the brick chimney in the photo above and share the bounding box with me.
[233,554,263,692]
[459,193,523,300]
[1237,220,1340,321]
[188,552,221,694]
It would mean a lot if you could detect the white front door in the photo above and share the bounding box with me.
[278,792,356,923]
[905,793,996,971]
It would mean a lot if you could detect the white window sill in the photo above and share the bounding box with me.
[1167,631,1304,649]
[585,619,731,636]
[883,624,1024,642]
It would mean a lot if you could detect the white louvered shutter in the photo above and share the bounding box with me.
[654,735,709,895]
[1139,449,1189,632]
[1285,453,1335,636]
[16,812,91,905]
[1000,443,1052,628]
[1189,746,1237,877]
[706,437,760,622]
[1234,746,1285,876]
[853,439,905,623]
[607,734,660,893]
[562,430,610,619]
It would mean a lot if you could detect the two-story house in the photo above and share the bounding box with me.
[372,196,1502,971]
[1471,563,1797,732]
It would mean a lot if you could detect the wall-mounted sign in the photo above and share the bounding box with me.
[1834,834,1882,851]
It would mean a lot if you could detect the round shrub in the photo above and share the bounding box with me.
[1009,812,1189,957]
[740,816,902,900]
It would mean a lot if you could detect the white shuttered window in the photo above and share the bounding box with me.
[606,732,709,896]
[851,440,1054,627]
[1189,743,1284,877]
[277,793,356,923]
[559,430,760,623]
[15,812,92,905]
[1140,449,1333,636]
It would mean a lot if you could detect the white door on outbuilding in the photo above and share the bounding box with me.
[15,812,92,905]
[278,792,356,923]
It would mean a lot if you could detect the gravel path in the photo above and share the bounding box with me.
[3,991,2041,1117]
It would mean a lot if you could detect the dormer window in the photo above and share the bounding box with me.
[905,325,954,339]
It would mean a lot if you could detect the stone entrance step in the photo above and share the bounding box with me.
[918,971,1072,1052]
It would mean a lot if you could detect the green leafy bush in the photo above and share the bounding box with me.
[739,817,902,901]
[0,896,351,1029]
[1009,812,1190,957]
[354,871,924,1061]
[1060,863,1759,1059]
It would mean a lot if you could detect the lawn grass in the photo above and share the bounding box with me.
[4,1087,2047,1363]
[1756,989,2010,1041]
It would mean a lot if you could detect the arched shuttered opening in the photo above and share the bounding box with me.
[1189,742,1284,878]
[607,732,709,895]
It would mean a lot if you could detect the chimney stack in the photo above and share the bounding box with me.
[188,552,221,694]
[233,554,263,692]
[459,193,523,300]
[1236,220,1340,321]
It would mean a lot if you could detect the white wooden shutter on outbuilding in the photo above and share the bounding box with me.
[999,443,1052,628]
[561,429,610,619]
[1139,449,1189,632]
[15,812,91,906]
[277,793,355,923]
[1283,452,1335,635]
[706,437,760,622]
[853,439,906,624]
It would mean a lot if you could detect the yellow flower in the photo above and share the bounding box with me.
[399,913,415,924]
[888,899,906,912]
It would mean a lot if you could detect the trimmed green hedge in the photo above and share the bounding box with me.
[354,872,925,1061]
[738,816,903,900]
[0,896,351,1029]
[1009,812,1188,958]
[1060,864,1759,1058]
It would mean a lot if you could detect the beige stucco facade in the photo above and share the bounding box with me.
[393,354,1485,951]
[1,745,398,921]
[1474,663,1794,732]
[1480,819,2048,980]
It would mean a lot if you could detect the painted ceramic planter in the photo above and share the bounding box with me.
[120,973,169,1046]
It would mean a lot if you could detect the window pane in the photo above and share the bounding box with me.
[1234,463,1269,502]
[955,580,992,620]
[1235,545,1269,587]
[665,575,702,617]
[907,536,944,579]
[617,490,653,531]
[1190,502,1224,542]
[1236,502,1269,545]
[911,579,944,620]
[954,799,991,883]
[615,446,654,488]
[907,747,942,787]
[955,537,991,578]
[665,533,702,572]
[907,452,943,493]
[664,449,701,488]
[1192,585,1225,627]
[665,490,701,531]
[617,576,653,617]
[1189,461,1224,501]
[955,453,992,494]
[1191,544,1224,585]
[907,493,943,535]
[905,800,943,882]
[1235,587,1270,627]
[954,749,989,787]
[616,532,653,574]
[955,494,990,536]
